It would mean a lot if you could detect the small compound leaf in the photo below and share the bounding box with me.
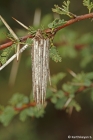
[26,38,33,46]
[0,106,16,126]
[83,0,93,13]
[27,107,45,118]
[19,109,28,122]
[48,18,66,29]
[49,46,62,62]
[62,84,77,97]
[9,93,29,107]
[68,100,81,112]
[0,45,14,65]
[55,96,67,109]
[51,95,57,104]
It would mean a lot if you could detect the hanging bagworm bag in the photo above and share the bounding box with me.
[31,29,51,106]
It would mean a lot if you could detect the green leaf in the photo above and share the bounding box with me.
[51,90,67,109]
[56,90,65,98]
[9,93,29,107]
[26,38,33,46]
[0,45,14,64]
[48,18,66,29]
[86,72,93,80]
[49,46,62,62]
[80,55,92,68]
[27,107,45,118]
[72,72,93,87]
[19,109,28,122]
[52,1,76,18]
[62,84,77,97]
[0,106,16,126]
[28,26,36,35]
[19,106,45,121]
[69,100,81,112]
[55,96,67,109]
[46,88,53,99]
[62,0,70,13]
[83,0,93,13]
[52,0,70,16]
[51,95,57,104]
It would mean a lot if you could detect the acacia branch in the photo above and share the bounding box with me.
[14,102,36,111]
[0,12,93,51]
[13,83,93,112]
[54,12,93,32]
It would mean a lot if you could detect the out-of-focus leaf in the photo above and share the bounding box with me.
[51,95,57,104]
[9,93,29,107]
[19,109,28,122]
[55,96,67,109]
[49,46,62,62]
[46,88,53,99]
[51,72,66,86]
[26,38,33,45]
[62,84,77,97]
[72,72,93,87]
[0,45,14,64]
[0,106,16,126]
[69,100,81,112]
[51,90,67,109]
[27,107,45,118]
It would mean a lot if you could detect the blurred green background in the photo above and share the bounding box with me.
[0,0,93,140]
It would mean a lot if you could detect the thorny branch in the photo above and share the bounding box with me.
[13,83,93,112]
[0,12,93,50]
[54,12,93,32]
[0,12,93,111]
[14,102,36,111]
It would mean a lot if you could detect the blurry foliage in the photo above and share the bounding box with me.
[0,44,15,64]
[0,0,93,133]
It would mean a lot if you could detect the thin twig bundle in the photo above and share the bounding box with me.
[31,30,50,106]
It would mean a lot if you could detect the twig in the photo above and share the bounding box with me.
[0,34,32,50]
[0,44,28,70]
[54,12,93,33]
[12,83,93,112]
[14,102,36,111]
[0,13,93,50]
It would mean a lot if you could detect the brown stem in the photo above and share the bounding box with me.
[13,83,93,112]
[0,34,33,50]
[14,102,36,111]
[54,13,93,33]
[0,13,93,50]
